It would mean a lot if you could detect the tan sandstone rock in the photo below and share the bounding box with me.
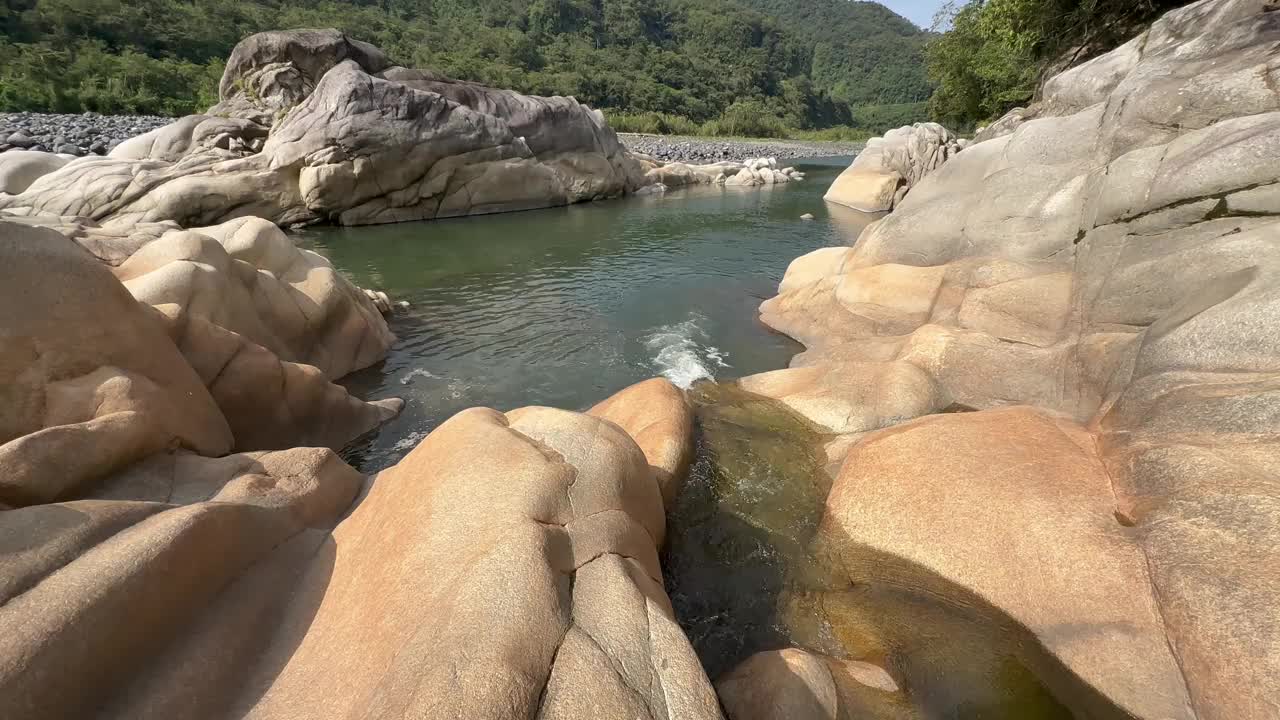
[0,222,232,506]
[804,407,1193,719]
[589,377,694,507]
[0,396,713,719]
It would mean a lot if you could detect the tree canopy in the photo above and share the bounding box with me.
[0,0,932,133]
[924,0,1183,129]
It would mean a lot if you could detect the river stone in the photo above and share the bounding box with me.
[738,361,945,435]
[0,30,644,228]
[0,380,712,718]
[110,217,400,450]
[588,377,694,507]
[0,150,70,194]
[759,0,1280,715]
[817,407,1193,719]
[716,649,912,720]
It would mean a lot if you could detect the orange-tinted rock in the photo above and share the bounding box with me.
[589,377,694,506]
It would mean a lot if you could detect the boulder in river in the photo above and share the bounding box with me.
[0,29,645,228]
[823,122,961,213]
[0,150,70,195]
[0,355,714,718]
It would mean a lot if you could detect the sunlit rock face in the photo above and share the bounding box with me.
[0,29,645,228]
[0,311,716,720]
[732,0,1280,717]
[823,123,962,213]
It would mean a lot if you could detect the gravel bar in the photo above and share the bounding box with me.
[620,133,863,164]
[0,112,864,164]
[0,112,171,156]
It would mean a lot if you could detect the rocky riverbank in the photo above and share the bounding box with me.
[0,111,171,155]
[720,0,1280,716]
[3,1,1280,718]
[621,133,863,164]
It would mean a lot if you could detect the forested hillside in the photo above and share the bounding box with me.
[925,0,1182,128]
[0,0,930,133]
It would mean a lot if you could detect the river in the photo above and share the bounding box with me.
[300,156,866,473]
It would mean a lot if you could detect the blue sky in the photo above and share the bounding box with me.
[878,0,953,29]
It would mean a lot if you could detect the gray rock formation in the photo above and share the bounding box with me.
[823,122,962,213]
[739,0,1280,717]
[0,151,70,194]
[0,29,644,228]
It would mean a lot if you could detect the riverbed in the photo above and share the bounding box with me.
[300,156,869,472]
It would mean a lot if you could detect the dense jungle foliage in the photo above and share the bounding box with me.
[0,0,932,134]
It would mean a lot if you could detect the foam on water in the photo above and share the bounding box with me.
[398,367,440,385]
[644,313,730,389]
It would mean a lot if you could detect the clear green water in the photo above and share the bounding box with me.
[300,157,870,471]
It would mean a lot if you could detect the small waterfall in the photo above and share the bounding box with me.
[643,313,731,389]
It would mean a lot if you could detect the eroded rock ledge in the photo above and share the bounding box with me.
[729,0,1280,717]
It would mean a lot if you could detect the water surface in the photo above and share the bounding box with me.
[301,157,865,471]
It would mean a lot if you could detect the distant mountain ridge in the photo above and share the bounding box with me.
[0,0,931,130]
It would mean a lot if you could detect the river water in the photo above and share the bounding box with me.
[301,157,866,472]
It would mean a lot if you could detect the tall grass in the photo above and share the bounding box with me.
[606,111,702,135]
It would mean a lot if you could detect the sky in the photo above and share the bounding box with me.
[877,0,954,29]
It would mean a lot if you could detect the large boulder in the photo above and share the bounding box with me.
[809,408,1193,719]
[0,380,714,720]
[0,150,70,195]
[118,217,394,380]
[758,0,1280,716]
[0,31,643,228]
[0,223,232,507]
[0,215,399,460]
